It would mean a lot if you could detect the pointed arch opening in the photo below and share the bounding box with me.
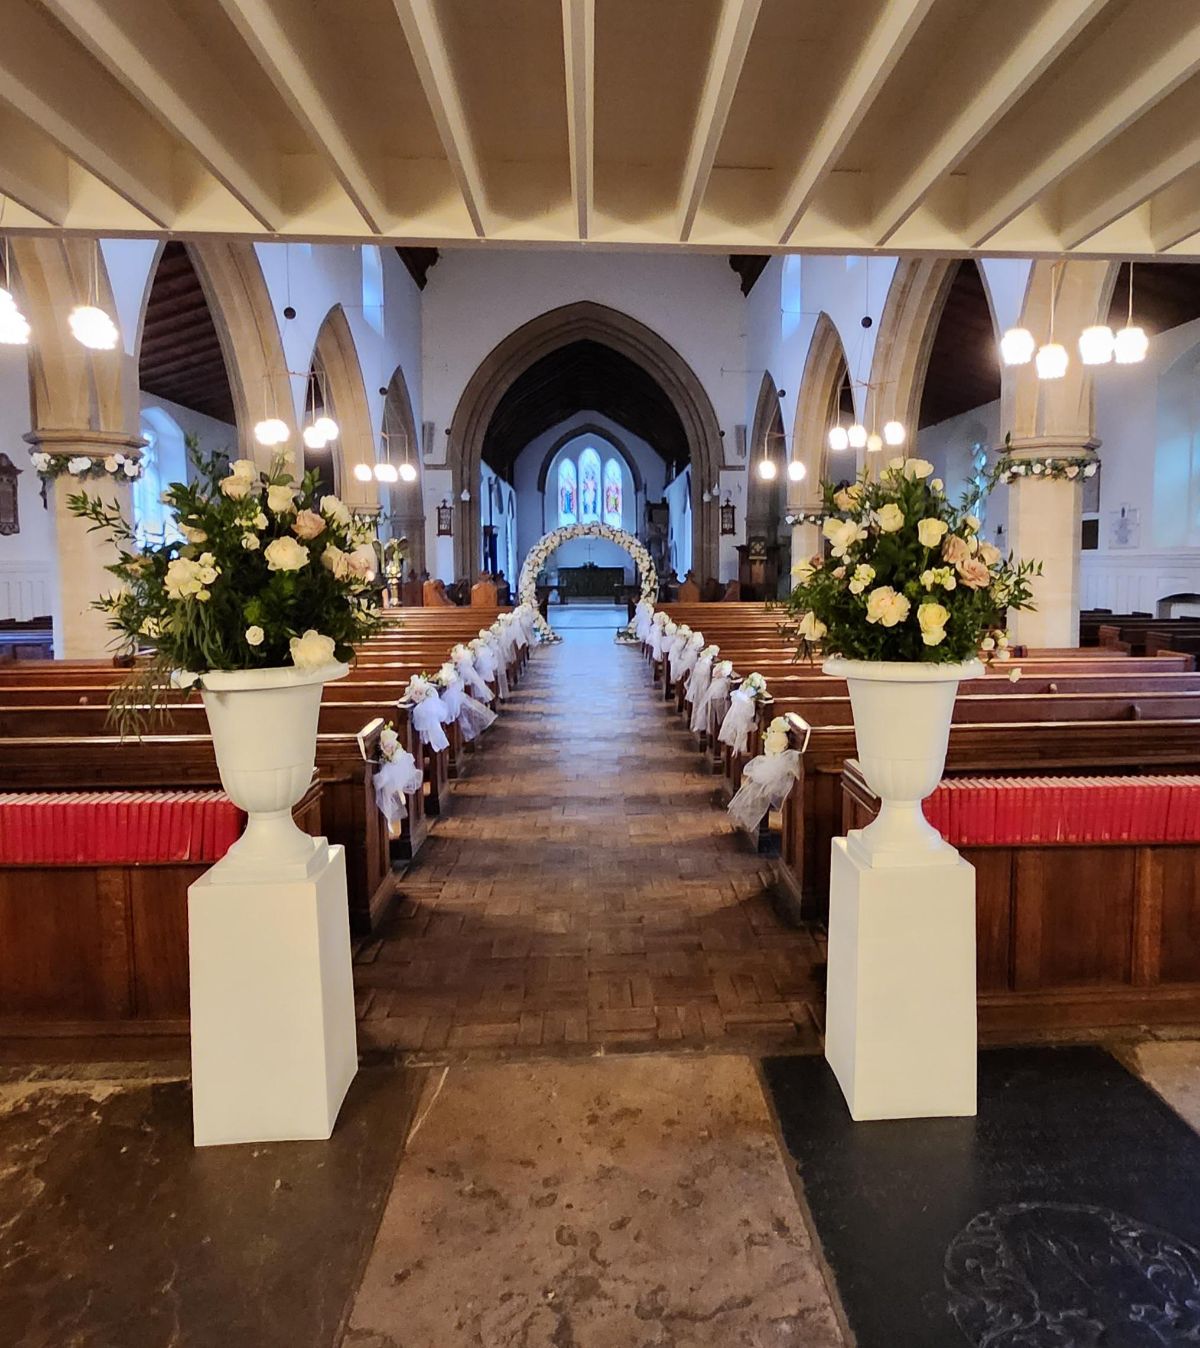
[310,305,375,508]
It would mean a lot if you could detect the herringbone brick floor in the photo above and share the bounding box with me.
[354,620,825,1058]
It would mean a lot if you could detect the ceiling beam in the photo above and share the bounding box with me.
[561,0,594,240]
[676,0,761,242]
[1057,79,1200,248]
[777,0,935,245]
[38,0,284,231]
[1152,164,1200,252]
[965,6,1200,245]
[0,0,177,225]
[216,0,387,232]
[0,104,68,225]
[392,0,490,238]
[870,0,1111,244]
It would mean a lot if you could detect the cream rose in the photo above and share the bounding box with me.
[903,458,935,480]
[320,495,352,527]
[834,483,863,511]
[322,544,351,580]
[917,518,948,549]
[918,602,949,646]
[964,514,982,533]
[241,532,260,551]
[865,586,911,628]
[292,508,326,540]
[219,474,254,500]
[264,535,310,572]
[957,557,990,589]
[848,563,875,595]
[267,484,296,514]
[229,458,258,480]
[823,517,868,558]
[245,625,265,647]
[876,503,904,533]
[797,611,827,641]
[289,629,336,670]
[977,541,1002,567]
[346,544,377,581]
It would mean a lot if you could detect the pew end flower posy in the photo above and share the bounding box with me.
[68,443,381,728]
[785,457,1040,664]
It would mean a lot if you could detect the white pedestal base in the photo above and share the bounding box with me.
[824,837,977,1121]
[188,841,359,1147]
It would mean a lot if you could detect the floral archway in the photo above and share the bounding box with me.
[518,522,657,641]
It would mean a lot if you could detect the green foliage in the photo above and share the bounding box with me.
[69,436,382,691]
[784,457,1040,664]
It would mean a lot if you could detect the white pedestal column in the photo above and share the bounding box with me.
[188,841,359,1146]
[824,838,977,1120]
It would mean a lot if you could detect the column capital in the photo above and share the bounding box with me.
[24,429,147,460]
[1002,435,1100,460]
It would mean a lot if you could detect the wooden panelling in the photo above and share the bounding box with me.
[1155,848,1200,984]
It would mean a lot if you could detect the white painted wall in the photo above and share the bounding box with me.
[917,399,1009,546]
[664,465,693,579]
[0,344,53,619]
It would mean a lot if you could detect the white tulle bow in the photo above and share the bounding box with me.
[438,672,464,720]
[409,689,450,752]
[374,750,423,829]
[455,654,492,701]
[458,692,497,741]
[717,687,758,756]
[727,749,803,834]
[694,671,731,736]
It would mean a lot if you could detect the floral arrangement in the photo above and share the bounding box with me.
[995,455,1099,484]
[785,457,1039,664]
[518,521,658,640]
[68,445,381,719]
[31,449,142,482]
[739,671,769,699]
[763,715,791,754]
[785,511,826,528]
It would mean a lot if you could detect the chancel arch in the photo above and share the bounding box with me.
[446,301,723,584]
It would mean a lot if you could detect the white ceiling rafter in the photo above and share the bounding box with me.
[870,0,1112,245]
[392,0,491,239]
[676,0,762,243]
[561,0,594,241]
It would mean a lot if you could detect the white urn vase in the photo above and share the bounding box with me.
[823,656,982,868]
[198,662,349,879]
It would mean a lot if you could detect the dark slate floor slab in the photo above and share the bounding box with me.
[0,1065,423,1348]
[763,1047,1200,1348]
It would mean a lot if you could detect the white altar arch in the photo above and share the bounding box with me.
[518,523,658,640]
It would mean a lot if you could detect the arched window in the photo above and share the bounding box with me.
[603,457,623,528]
[557,456,578,526]
[578,446,601,523]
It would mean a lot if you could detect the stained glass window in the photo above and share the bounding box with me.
[603,458,622,528]
[557,456,578,526]
[578,447,601,523]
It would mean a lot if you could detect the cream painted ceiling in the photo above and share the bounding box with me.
[4,0,1200,256]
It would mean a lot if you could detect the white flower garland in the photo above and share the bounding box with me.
[996,455,1099,485]
[30,449,143,482]
[517,522,658,642]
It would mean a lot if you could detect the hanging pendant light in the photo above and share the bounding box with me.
[399,461,417,483]
[1078,325,1114,365]
[1114,262,1147,364]
[302,424,327,450]
[756,457,777,480]
[828,425,849,452]
[882,420,905,447]
[1036,264,1068,380]
[70,243,119,350]
[313,415,339,441]
[254,417,290,446]
[0,288,29,345]
[1000,328,1035,365]
[353,463,373,482]
[847,423,868,450]
[787,460,806,482]
[866,431,883,454]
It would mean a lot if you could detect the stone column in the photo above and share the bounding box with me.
[1004,436,1096,649]
[788,476,824,588]
[27,431,145,659]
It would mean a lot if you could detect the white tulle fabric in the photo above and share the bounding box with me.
[717,687,757,756]
[455,654,492,702]
[727,750,803,834]
[409,688,450,753]
[694,671,731,736]
[687,653,716,716]
[472,640,498,686]
[458,692,497,741]
[374,750,423,829]
[634,601,654,642]
[439,673,465,721]
[674,634,703,684]
[481,633,509,698]
[666,631,689,680]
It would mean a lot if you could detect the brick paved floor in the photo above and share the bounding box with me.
[354,620,826,1058]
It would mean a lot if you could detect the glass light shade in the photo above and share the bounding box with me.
[702,490,712,503]
[254,417,290,446]
[756,458,777,480]
[353,463,373,482]
[828,425,849,452]
[847,423,868,449]
[787,460,806,482]
[883,420,905,446]
[68,304,118,350]
[302,424,328,449]
[0,288,29,345]
[398,462,418,483]
[1035,342,1068,380]
[1078,325,1114,365]
[460,488,471,501]
[1114,325,1148,364]
[313,415,339,440]
[1000,327,1035,365]
[374,463,399,484]
[866,432,883,454]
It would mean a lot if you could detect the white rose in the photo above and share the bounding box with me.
[267,483,296,514]
[931,478,944,491]
[347,544,376,582]
[876,503,905,533]
[264,535,310,572]
[865,586,911,628]
[848,563,875,595]
[917,518,948,549]
[245,625,265,647]
[30,452,51,472]
[823,517,868,558]
[964,514,982,533]
[918,602,950,647]
[320,495,352,526]
[322,544,351,580]
[104,455,119,473]
[379,725,400,760]
[797,611,827,641]
[241,533,260,551]
[253,510,269,529]
[123,460,139,478]
[67,456,92,475]
[903,458,935,480]
[977,541,1002,566]
[289,629,336,670]
[220,474,254,500]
